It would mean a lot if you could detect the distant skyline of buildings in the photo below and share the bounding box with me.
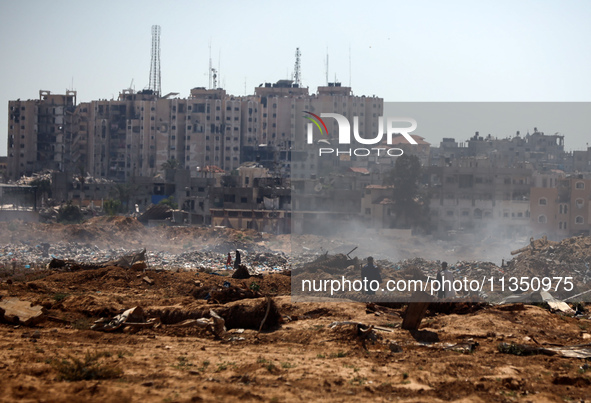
[6,81,591,240]
[6,81,383,182]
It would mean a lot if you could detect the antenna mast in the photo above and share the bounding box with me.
[293,47,302,86]
[208,41,212,89]
[325,48,329,85]
[148,25,161,96]
[348,44,352,87]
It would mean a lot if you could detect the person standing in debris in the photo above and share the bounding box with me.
[234,250,241,270]
[437,262,455,299]
[436,262,445,298]
[225,252,232,270]
[361,256,382,295]
[232,249,250,279]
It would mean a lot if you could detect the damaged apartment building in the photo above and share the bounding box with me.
[426,155,591,239]
[7,91,78,179]
[5,83,384,233]
[6,82,383,184]
[12,86,591,240]
[425,128,591,239]
[530,175,591,239]
[431,130,569,172]
[6,87,259,182]
[427,157,533,237]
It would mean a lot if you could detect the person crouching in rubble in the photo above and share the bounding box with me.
[436,261,456,299]
[361,256,382,295]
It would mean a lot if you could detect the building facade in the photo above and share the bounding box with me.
[530,176,591,238]
[7,83,384,183]
[7,91,77,179]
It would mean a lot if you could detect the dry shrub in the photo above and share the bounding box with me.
[52,351,122,381]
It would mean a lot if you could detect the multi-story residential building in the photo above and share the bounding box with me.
[572,147,591,173]
[209,171,291,233]
[309,83,384,174]
[289,82,385,179]
[0,156,7,182]
[429,129,571,171]
[87,89,196,181]
[255,79,308,150]
[360,184,395,228]
[427,157,533,237]
[188,87,252,173]
[7,90,77,180]
[384,134,431,168]
[530,176,591,238]
[430,138,470,167]
[7,83,382,183]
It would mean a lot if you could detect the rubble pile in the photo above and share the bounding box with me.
[509,235,591,266]
[0,217,282,253]
[386,257,502,280]
[0,243,139,269]
[504,236,591,299]
[0,244,291,274]
[292,244,591,302]
[0,217,292,273]
[14,171,52,186]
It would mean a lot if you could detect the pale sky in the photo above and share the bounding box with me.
[2,0,591,156]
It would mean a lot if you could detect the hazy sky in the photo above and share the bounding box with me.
[2,0,591,156]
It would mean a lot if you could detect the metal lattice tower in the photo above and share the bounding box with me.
[293,47,302,86]
[149,25,161,96]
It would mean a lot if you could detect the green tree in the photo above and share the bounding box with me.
[103,199,122,216]
[31,177,52,200]
[384,154,429,230]
[161,158,181,170]
[109,183,138,213]
[57,202,84,224]
[158,196,178,209]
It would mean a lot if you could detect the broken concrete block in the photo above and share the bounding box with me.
[0,297,46,326]
[143,276,154,286]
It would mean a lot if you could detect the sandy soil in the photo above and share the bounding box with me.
[1,218,590,402]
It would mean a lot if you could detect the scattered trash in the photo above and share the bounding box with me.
[499,291,575,314]
[498,342,591,358]
[168,310,226,339]
[444,340,479,354]
[328,321,393,333]
[91,306,156,332]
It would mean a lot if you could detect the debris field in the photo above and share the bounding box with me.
[1,217,590,402]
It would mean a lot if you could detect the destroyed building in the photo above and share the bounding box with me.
[430,129,569,171]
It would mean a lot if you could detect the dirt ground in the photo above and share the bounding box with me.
[1,219,591,402]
